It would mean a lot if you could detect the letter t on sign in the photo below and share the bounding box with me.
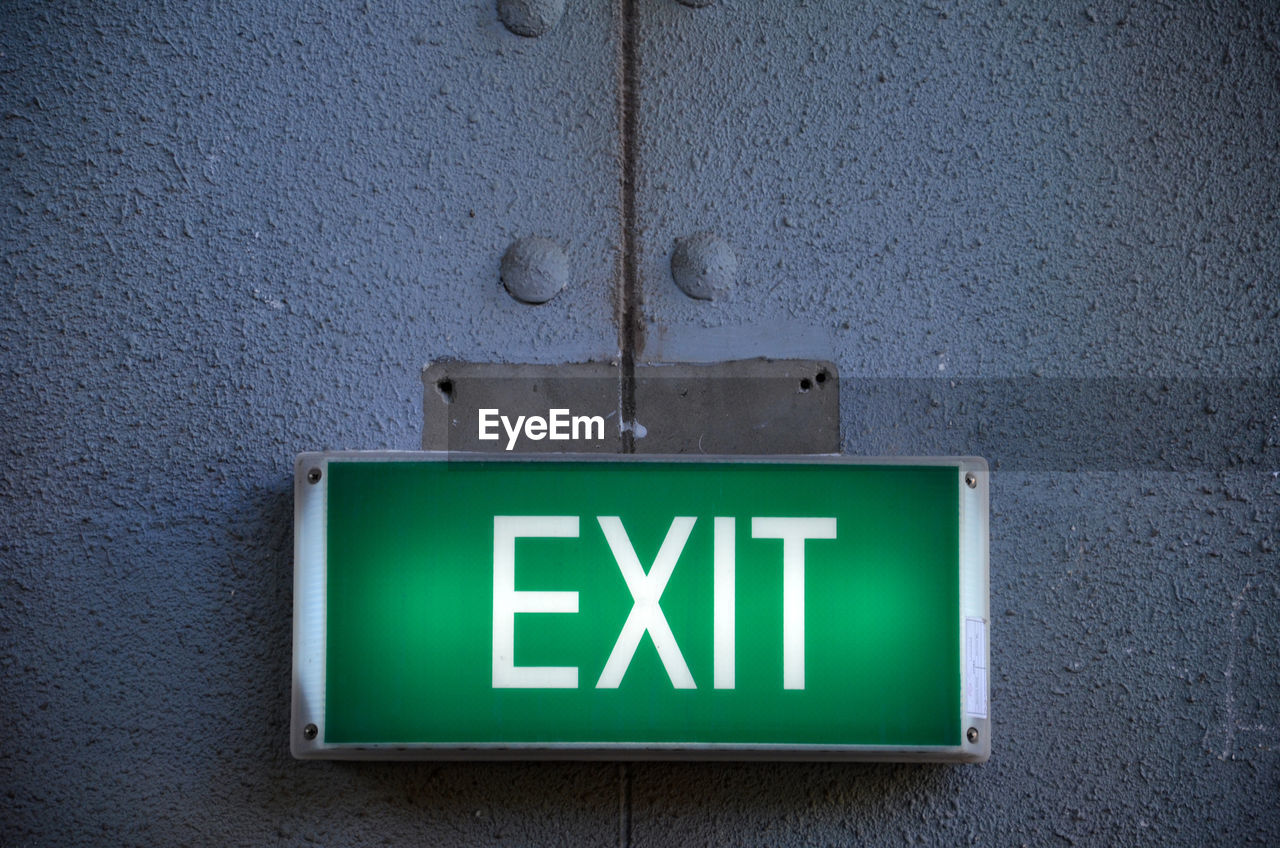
[751,517,837,690]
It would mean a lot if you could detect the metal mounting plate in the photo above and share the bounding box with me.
[421,359,840,454]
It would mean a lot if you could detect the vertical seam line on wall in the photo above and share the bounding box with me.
[618,762,632,848]
[618,0,640,456]
[617,0,638,843]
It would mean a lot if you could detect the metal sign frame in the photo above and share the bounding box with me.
[291,451,990,762]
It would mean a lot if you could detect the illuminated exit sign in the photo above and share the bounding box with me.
[291,453,990,762]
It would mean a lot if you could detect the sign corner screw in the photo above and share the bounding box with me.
[965,472,978,489]
[303,723,318,740]
[307,468,322,484]
[966,727,979,744]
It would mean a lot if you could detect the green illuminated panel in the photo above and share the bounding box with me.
[292,454,989,760]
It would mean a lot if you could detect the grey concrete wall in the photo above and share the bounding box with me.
[3,1,1277,845]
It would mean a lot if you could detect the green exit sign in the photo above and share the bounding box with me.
[291,453,990,762]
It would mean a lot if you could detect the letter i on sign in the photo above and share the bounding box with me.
[714,517,735,689]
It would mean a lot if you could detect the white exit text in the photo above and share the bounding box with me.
[492,515,837,691]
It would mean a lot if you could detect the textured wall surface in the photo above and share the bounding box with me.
[3,0,1277,845]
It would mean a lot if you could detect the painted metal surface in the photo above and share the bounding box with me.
[634,3,1279,378]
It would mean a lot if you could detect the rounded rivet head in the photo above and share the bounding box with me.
[671,231,736,301]
[500,236,568,304]
[966,727,979,744]
[965,471,978,489]
[497,0,565,37]
[307,468,322,484]
[303,723,318,740]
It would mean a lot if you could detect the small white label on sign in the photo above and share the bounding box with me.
[965,617,988,719]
